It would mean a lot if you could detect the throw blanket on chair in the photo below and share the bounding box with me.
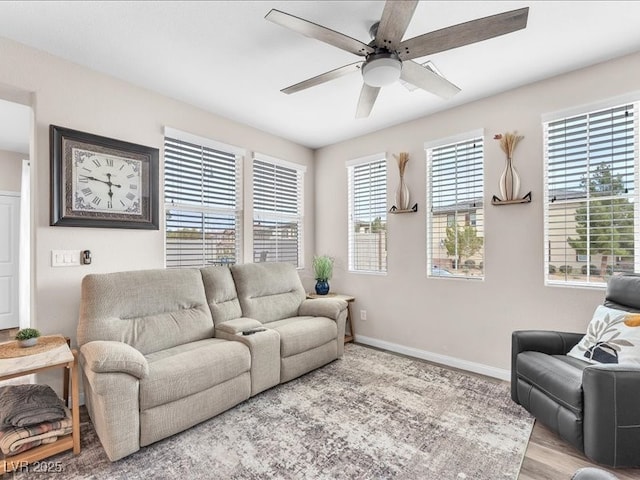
[0,384,67,427]
[0,408,72,456]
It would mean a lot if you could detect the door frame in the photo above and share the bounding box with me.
[0,91,34,332]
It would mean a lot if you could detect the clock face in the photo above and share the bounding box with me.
[71,148,142,215]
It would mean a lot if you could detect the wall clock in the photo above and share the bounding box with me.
[50,125,159,229]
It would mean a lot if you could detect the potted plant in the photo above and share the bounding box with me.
[313,255,334,295]
[15,328,41,348]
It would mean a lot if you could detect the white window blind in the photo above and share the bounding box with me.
[544,102,639,286]
[347,156,387,273]
[252,155,305,267]
[426,135,484,279]
[164,136,241,268]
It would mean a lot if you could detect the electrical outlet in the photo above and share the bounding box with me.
[360,310,367,321]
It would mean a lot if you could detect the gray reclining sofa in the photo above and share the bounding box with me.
[77,262,347,461]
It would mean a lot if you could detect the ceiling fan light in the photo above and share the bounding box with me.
[362,57,402,87]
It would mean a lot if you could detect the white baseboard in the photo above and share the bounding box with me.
[354,335,510,381]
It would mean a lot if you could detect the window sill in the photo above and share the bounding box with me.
[545,279,607,290]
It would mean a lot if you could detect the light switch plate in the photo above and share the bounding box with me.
[51,250,82,267]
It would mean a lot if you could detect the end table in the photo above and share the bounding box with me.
[0,335,80,474]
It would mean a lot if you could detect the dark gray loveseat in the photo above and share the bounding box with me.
[511,274,640,468]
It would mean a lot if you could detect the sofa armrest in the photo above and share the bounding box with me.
[298,298,347,321]
[511,330,584,402]
[215,317,263,335]
[583,364,640,467]
[80,340,148,379]
[512,330,584,356]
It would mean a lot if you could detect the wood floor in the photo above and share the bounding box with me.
[519,420,640,479]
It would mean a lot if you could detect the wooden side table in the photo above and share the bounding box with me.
[0,336,80,474]
[307,293,356,343]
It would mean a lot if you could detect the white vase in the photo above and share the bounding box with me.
[395,176,410,210]
[499,157,520,201]
[18,337,37,348]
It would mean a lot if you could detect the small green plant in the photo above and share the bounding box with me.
[15,328,41,341]
[313,255,334,281]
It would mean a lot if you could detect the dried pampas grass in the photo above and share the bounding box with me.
[394,152,410,177]
[494,132,524,159]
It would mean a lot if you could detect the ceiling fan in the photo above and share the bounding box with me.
[265,1,529,118]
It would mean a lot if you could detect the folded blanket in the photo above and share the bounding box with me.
[0,384,67,427]
[0,407,73,456]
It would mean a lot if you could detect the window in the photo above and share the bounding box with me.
[252,154,305,267]
[426,132,484,278]
[446,213,455,227]
[465,212,477,227]
[544,101,639,286]
[347,155,387,273]
[164,130,242,268]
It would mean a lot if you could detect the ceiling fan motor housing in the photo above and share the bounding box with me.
[362,49,403,87]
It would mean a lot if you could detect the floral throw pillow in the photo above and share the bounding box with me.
[567,305,640,365]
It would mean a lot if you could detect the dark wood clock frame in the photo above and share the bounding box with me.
[50,125,159,229]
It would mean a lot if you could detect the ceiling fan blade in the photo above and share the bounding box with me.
[265,9,374,57]
[355,84,381,118]
[375,0,419,49]
[398,7,529,61]
[400,60,460,99]
[281,62,363,94]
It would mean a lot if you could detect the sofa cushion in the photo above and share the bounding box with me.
[201,266,242,325]
[231,263,306,323]
[140,339,250,410]
[266,316,337,357]
[568,305,640,365]
[516,351,587,414]
[78,268,213,355]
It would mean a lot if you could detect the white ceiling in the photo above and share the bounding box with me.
[1,1,640,150]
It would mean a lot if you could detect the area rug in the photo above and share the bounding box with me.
[12,344,533,479]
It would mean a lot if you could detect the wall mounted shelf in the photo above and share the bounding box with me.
[389,203,418,214]
[491,191,532,206]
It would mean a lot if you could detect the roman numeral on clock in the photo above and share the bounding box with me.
[92,197,101,205]
[81,187,92,196]
[126,193,136,201]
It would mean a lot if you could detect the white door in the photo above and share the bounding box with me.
[0,193,20,329]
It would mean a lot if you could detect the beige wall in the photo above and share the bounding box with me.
[0,37,315,345]
[0,149,24,192]
[315,51,640,376]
